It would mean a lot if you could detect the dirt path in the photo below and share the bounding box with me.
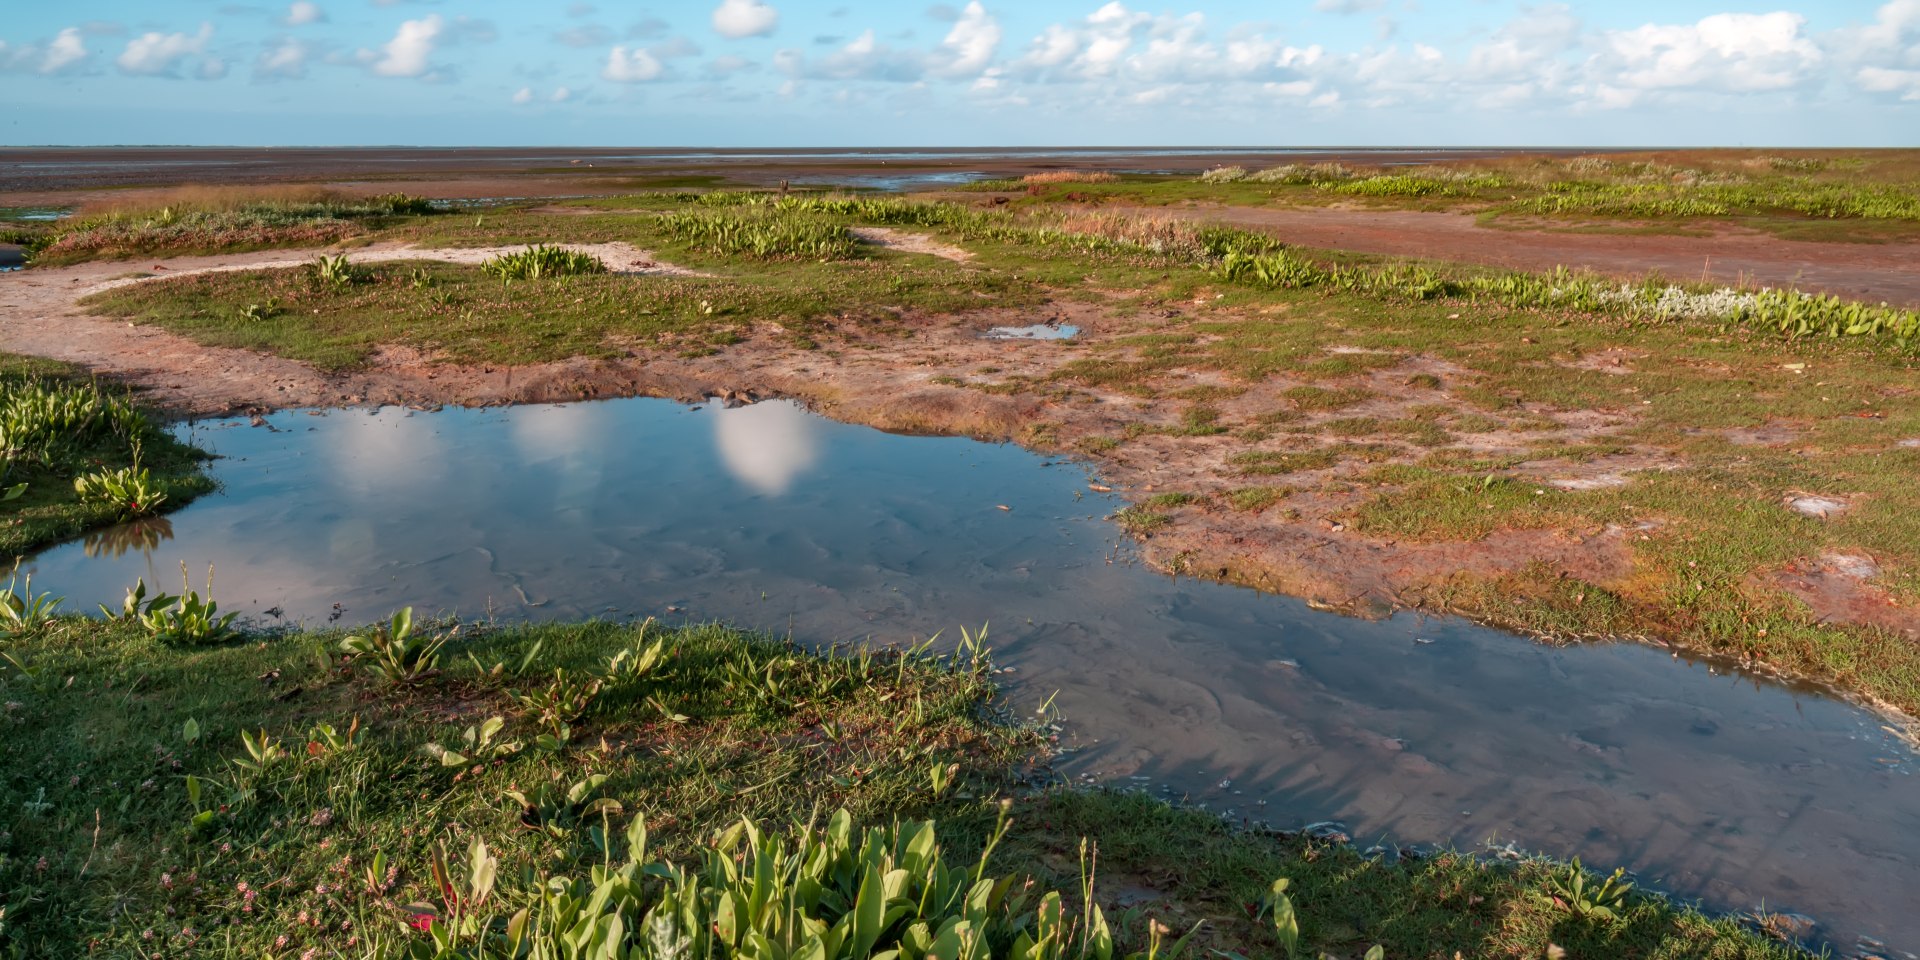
[0,243,696,415]
[1136,205,1920,306]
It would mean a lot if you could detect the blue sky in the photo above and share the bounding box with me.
[1,1,1913,146]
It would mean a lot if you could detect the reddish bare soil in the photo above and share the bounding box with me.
[1137,205,1920,307]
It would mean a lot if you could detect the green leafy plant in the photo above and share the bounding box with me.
[479,245,608,281]
[239,298,279,322]
[305,718,361,758]
[423,716,521,768]
[135,566,240,646]
[512,668,603,738]
[1539,859,1634,922]
[660,206,862,260]
[504,773,622,839]
[0,570,62,637]
[103,577,176,619]
[387,806,1203,960]
[72,463,167,518]
[467,637,546,682]
[1264,877,1301,957]
[231,728,288,776]
[312,253,363,287]
[340,607,454,684]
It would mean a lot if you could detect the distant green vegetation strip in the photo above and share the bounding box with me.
[0,610,1805,958]
[30,189,438,264]
[0,353,211,557]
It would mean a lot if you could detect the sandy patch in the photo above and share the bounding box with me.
[81,241,699,297]
[849,227,973,263]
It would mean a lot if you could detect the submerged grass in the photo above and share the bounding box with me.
[0,611,1807,959]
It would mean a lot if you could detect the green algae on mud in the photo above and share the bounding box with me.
[0,612,1809,958]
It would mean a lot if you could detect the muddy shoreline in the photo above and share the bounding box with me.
[5,246,1917,741]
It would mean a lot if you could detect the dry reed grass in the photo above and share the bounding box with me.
[1020,170,1120,185]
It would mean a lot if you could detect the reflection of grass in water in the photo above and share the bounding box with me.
[0,613,1801,959]
[82,515,175,559]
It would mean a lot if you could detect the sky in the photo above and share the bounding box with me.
[0,1,1914,146]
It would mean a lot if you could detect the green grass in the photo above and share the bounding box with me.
[0,353,212,556]
[83,243,1037,370]
[1225,486,1290,512]
[0,613,1808,959]
[968,150,1920,242]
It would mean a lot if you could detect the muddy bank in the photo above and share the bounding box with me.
[9,246,1918,681]
[1118,204,1920,307]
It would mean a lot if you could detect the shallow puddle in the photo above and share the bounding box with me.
[26,398,1918,953]
[984,324,1080,340]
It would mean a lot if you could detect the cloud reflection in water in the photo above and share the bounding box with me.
[713,401,821,496]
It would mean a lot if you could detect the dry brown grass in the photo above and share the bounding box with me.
[1047,210,1212,256]
[73,184,356,219]
[1021,170,1120,185]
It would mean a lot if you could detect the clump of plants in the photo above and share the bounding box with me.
[71,463,167,518]
[0,360,207,554]
[660,205,863,260]
[387,806,1213,960]
[110,567,242,646]
[479,244,609,281]
[1211,243,1920,346]
[340,606,456,684]
[310,253,364,287]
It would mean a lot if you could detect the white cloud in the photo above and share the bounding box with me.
[604,45,665,81]
[254,38,308,80]
[3,26,95,76]
[551,85,573,102]
[512,86,534,103]
[713,0,779,40]
[116,23,216,77]
[934,1,1000,76]
[1831,1,1920,98]
[284,2,325,27]
[1857,65,1920,99]
[366,15,443,78]
[1315,0,1386,12]
[43,28,89,73]
[1595,13,1823,95]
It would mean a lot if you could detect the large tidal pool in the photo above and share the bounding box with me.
[26,398,1917,954]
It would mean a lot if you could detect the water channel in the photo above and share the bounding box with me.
[24,398,1917,955]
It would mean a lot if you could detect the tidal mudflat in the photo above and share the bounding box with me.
[26,398,1919,951]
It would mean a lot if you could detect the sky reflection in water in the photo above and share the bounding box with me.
[22,398,1919,954]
